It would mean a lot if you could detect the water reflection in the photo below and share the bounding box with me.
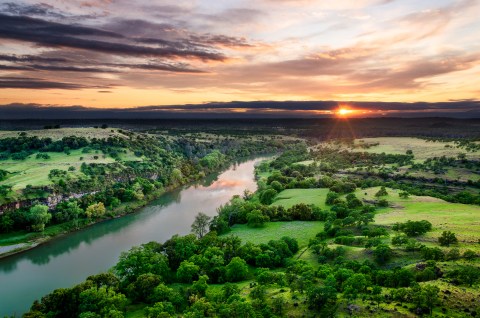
[0,157,266,316]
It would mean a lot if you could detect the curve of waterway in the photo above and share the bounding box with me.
[0,157,266,316]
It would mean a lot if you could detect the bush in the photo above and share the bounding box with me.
[438,231,457,246]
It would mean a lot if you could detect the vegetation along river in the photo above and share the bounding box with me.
[0,157,266,316]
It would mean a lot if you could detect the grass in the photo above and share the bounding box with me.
[271,188,329,209]
[349,137,480,162]
[0,148,141,190]
[225,221,324,248]
[0,127,127,140]
[351,186,480,251]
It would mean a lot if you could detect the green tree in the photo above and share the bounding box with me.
[270,181,284,192]
[373,244,393,265]
[247,210,269,228]
[375,186,388,197]
[225,257,249,282]
[78,286,127,316]
[128,273,162,302]
[259,189,277,205]
[115,245,170,284]
[27,204,52,232]
[85,202,106,219]
[438,231,457,246]
[145,302,175,318]
[191,275,209,297]
[177,261,200,283]
[423,285,440,315]
[342,273,369,300]
[191,212,211,238]
[399,191,410,199]
[307,278,337,316]
[391,234,409,246]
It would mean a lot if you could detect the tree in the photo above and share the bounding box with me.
[325,191,339,205]
[191,275,209,296]
[191,212,211,238]
[463,249,477,261]
[399,191,410,199]
[342,273,369,300]
[391,234,409,246]
[225,257,249,282]
[115,245,170,284]
[177,261,200,283]
[270,180,284,192]
[78,286,127,316]
[247,210,269,228]
[27,204,52,232]
[438,231,457,246]
[373,244,393,265]
[307,279,337,316]
[0,215,14,233]
[375,186,388,197]
[259,189,277,205]
[145,302,175,318]
[85,202,105,219]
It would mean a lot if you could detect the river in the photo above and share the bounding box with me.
[0,157,265,316]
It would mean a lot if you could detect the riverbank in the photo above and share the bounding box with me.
[0,188,165,259]
[0,156,272,260]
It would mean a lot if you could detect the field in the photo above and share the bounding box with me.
[0,148,140,190]
[0,127,127,140]
[350,186,480,251]
[350,137,479,162]
[225,221,324,248]
[271,188,329,209]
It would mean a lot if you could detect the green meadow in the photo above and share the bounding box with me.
[0,148,140,190]
[351,137,475,161]
[225,221,324,248]
[270,188,329,209]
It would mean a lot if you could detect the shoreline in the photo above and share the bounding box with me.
[0,155,270,260]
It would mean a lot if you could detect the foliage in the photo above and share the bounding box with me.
[438,230,458,246]
[191,213,211,238]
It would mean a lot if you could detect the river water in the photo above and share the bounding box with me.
[0,157,265,316]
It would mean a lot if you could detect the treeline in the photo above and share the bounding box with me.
[25,233,300,318]
[24,232,480,318]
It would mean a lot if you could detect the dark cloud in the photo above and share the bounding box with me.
[1,100,479,119]
[0,14,225,61]
[0,53,204,74]
[0,54,67,63]
[1,2,66,18]
[0,76,111,89]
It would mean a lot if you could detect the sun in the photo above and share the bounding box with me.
[336,107,354,117]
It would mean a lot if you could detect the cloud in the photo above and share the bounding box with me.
[0,14,225,61]
[0,77,111,89]
[1,100,480,119]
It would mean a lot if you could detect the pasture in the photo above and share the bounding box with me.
[225,221,324,248]
[271,188,329,209]
[350,137,479,161]
[0,148,141,190]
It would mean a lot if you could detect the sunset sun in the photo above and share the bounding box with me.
[336,107,355,118]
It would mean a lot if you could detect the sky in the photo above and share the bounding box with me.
[0,0,479,117]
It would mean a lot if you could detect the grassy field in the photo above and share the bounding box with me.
[271,188,329,209]
[349,137,479,162]
[0,148,140,190]
[351,186,480,251]
[225,221,324,248]
[0,127,127,140]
